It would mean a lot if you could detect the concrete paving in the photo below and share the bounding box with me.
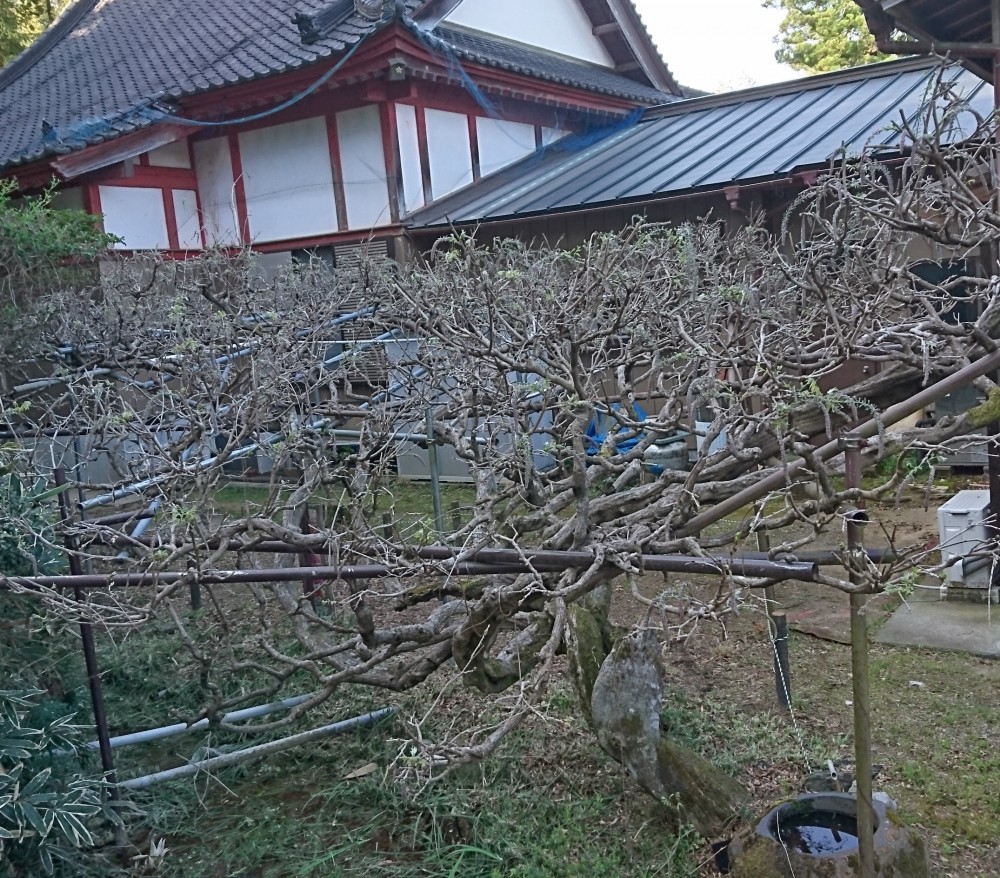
[874,587,1000,658]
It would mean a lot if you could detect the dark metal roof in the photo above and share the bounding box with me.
[406,58,992,229]
[0,0,673,173]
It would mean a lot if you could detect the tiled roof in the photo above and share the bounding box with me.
[406,58,992,228]
[0,0,671,172]
[0,0,422,171]
[426,25,673,104]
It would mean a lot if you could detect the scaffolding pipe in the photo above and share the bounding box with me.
[85,505,159,527]
[96,533,899,568]
[120,707,395,791]
[1,553,819,591]
[78,365,432,513]
[676,347,1000,538]
[318,330,397,372]
[84,694,313,751]
[115,444,196,560]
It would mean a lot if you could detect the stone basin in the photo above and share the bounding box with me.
[725,792,928,877]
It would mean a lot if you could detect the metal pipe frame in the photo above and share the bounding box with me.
[0,550,819,591]
[677,347,1000,538]
[84,694,314,752]
[90,533,903,568]
[844,434,876,878]
[120,708,395,791]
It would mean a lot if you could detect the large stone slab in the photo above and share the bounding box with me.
[875,589,1000,658]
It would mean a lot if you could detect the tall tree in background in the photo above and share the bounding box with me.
[0,0,70,67]
[764,0,889,72]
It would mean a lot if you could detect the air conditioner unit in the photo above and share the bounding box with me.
[937,490,992,587]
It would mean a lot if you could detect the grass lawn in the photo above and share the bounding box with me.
[81,593,1000,878]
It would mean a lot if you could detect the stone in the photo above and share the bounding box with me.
[589,629,746,837]
[726,792,929,877]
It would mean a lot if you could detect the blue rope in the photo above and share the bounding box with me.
[139,32,372,128]
[403,17,644,159]
[40,20,377,154]
[406,20,500,119]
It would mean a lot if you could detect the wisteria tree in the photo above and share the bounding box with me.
[2,70,999,835]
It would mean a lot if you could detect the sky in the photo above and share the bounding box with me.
[631,0,797,93]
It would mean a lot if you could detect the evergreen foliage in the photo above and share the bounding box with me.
[764,0,890,72]
[0,0,70,67]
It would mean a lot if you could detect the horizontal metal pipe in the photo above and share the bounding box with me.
[84,505,159,527]
[95,533,897,570]
[85,694,313,751]
[727,548,899,566]
[0,562,538,590]
[2,550,817,590]
[120,707,394,791]
[677,349,1000,538]
[411,546,818,580]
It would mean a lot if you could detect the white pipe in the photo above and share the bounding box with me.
[84,694,315,751]
[120,707,394,790]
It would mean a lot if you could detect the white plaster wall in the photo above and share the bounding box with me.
[172,190,202,250]
[444,0,615,66]
[542,127,570,146]
[395,104,425,214]
[239,117,338,243]
[147,140,192,168]
[193,137,240,246]
[425,108,473,199]
[336,105,391,230]
[98,186,169,250]
[476,117,536,177]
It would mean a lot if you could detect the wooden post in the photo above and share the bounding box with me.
[843,434,875,878]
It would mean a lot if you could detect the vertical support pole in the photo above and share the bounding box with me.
[425,409,444,536]
[54,469,120,799]
[771,610,791,712]
[988,0,1000,594]
[842,436,875,878]
[755,517,789,711]
[380,512,394,541]
[299,506,318,613]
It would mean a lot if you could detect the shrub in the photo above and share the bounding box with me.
[0,689,115,877]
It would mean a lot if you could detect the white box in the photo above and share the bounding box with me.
[937,490,991,584]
